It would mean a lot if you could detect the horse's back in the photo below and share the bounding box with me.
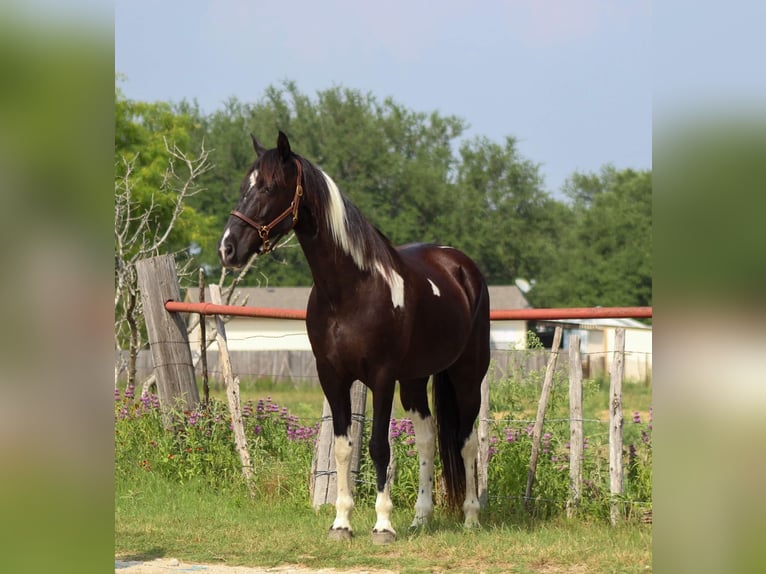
[396,243,488,312]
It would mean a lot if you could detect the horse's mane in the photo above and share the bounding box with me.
[297,156,399,278]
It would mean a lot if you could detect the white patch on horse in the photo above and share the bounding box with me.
[248,169,258,190]
[428,279,441,297]
[331,433,355,533]
[375,262,405,309]
[219,228,231,261]
[408,410,435,527]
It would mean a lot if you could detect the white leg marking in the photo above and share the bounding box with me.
[332,434,354,532]
[409,410,435,527]
[428,279,441,297]
[461,430,480,528]
[373,490,395,535]
[219,228,231,261]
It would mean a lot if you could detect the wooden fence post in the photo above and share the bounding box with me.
[135,254,199,426]
[199,268,209,406]
[567,335,583,518]
[609,327,626,525]
[311,380,368,508]
[525,326,563,510]
[477,372,491,507]
[209,285,254,491]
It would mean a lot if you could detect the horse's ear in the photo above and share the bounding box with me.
[277,131,292,160]
[251,134,267,157]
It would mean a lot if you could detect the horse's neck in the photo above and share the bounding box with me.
[295,210,391,303]
[296,230,361,296]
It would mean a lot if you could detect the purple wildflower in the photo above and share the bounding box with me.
[633,411,642,424]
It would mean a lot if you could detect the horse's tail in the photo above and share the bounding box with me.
[433,369,467,512]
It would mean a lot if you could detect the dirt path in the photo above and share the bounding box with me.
[115,557,396,574]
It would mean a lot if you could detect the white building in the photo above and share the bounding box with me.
[544,317,652,381]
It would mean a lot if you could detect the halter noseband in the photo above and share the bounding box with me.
[229,158,304,253]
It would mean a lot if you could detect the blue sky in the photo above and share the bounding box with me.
[115,0,651,196]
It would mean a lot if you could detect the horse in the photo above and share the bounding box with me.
[218,132,490,544]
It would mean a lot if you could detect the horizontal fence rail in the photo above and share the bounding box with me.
[165,301,652,321]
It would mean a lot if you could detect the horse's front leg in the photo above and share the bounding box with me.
[328,431,355,540]
[318,369,355,541]
[369,382,397,545]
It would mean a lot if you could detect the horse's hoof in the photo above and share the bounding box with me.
[327,527,353,541]
[371,529,396,545]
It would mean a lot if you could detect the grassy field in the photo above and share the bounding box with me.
[116,373,652,573]
[116,472,651,573]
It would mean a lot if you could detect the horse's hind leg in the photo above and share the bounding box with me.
[400,377,435,528]
[448,336,489,528]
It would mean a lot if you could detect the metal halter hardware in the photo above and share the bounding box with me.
[229,158,304,253]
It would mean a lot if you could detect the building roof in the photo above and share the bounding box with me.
[487,285,531,310]
[186,285,529,311]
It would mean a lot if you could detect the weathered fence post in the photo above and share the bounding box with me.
[311,380,368,508]
[525,326,563,511]
[477,371,491,507]
[209,285,255,491]
[199,268,209,406]
[609,327,626,525]
[135,254,199,425]
[567,335,583,518]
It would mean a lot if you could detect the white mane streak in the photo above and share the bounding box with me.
[321,170,367,270]
[320,170,405,309]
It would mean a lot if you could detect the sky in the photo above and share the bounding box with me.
[115,0,651,196]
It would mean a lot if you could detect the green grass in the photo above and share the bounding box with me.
[116,471,651,573]
[117,363,652,572]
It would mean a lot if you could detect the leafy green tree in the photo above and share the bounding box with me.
[115,87,215,260]
[452,136,564,285]
[530,166,652,308]
[121,79,651,310]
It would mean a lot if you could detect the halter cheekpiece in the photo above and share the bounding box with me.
[229,158,304,253]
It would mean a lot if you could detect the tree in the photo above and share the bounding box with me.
[118,79,651,311]
[114,87,214,386]
[452,136,563,285]
[529,166,652,308]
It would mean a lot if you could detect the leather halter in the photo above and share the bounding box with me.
[229,158,304,253]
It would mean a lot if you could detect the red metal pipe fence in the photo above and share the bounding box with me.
[164,300,652,321]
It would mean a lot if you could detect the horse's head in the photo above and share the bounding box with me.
[218,131,304,268]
